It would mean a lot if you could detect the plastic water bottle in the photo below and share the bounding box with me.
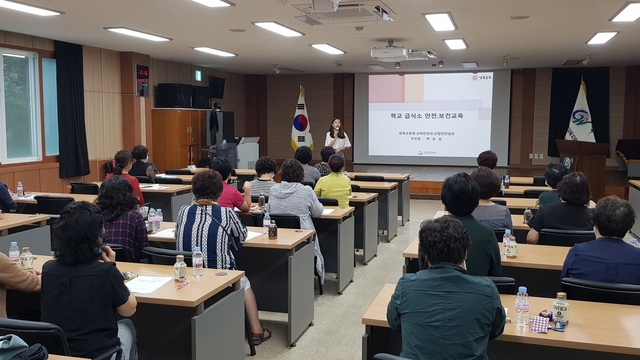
[504,174,510,189]
[505,231,518,258]
[19,247,33,270]
[220,139,228,149]
[263,212,271,236]
[148,209,156,233]
[156,209,163,231]
[515,286,530,327]
[16,181,24,197]
[631,238,639,248]
[9,242,20,262]
[192,246,204,278]
[502,230,511,255]
[173,255,187,282]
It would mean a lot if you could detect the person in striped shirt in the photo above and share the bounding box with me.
[250,156,277,196]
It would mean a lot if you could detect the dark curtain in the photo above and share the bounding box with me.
[55,41,90,178]
[548,67,609,157]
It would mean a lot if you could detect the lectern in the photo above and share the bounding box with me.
[556,140,609,201]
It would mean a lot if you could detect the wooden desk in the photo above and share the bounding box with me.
[502,185,551,197]
[629,181,640,238]
[13,192,97,205]
[492,197,538,211]
[362,284,640,360]
[349,172,411,226]
[31,256,245,360]
[137,184,192,222]
[350,192,379,265]
[0,213,51,255]
[432,210,529,231]
[509,176,534,185]
[156,173,194,183]
[350,181,399,241]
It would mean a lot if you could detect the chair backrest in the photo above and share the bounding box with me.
[561,277,640,306]
[373,354,412,360]
[0,318,70,356]
[104,161,114,175]
[301,181,314,188]
[69,181,100,195]
[155,177,184,184]
[34,196,74,215]
[351,184,361,192]
[539,229,595,247]
[105,243,134,263]
[135,176,153,184]
[491,199,507,206]
[268,214,301,229]
[486,276,517,294]
[251,194,269,203]
[492,228,506,244]
[354,175,385,182]
[318,197,339,206]
[533,176,547,186]
[164,169,193,175]
[137,202,151,220]
[523,189,546,198]
[143,247,193,266]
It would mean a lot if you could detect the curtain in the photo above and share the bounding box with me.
[55,41,90,178]
[547,67,610,157]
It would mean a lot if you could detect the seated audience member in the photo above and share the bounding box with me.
[314,155,352,207]
[315,146,335,177]
[41,202,138,359]
[209,157,251,212]
[268,159,325,283]
[294,146,321,184]
[250,156,277,196]
[106,150,144,205]
[538,163,569,207]
[387,216,505,360]
[470,166,513,231]
[175,170,271,345]
[526,172,592,244]
[477,150,498,170]
[128,145,157,181]
[97,176,149,262]
[441,173,501,276]
[0,254,40,318]
[0,181,17,214]
[562,196,640,285]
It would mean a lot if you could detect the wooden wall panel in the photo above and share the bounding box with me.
[623,66,640,138]
[101,49,121,93]
[39,168,66,193]
[166,62,180,84]
[509,71,524,166]
[31,36,54,51]
[532,69,553,166]
[5,32,32,48]
[179,63,191,83]
[0,173,14,189]
[83,46,102,92]
[0,30,6,44]
[245,75,268,155]
[103,93,123,154]
[84,92,104,159]
[13,170,40,193]
[609,66,626,166]
[342,74,354,161]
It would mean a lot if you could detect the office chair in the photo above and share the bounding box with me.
[523,189,546,198]
[164,169,193,175]
[69,181,99,195]
[0,318,122,360]
[104,161,114,175]
[538,229,595,247]
[487,276,517,294]
[134,176,153,184]
[105,243,134,263]
[491,199,507,206]
[268,214,324,295]
[251,194,269,203]
[373,354,411,360]
[492,228,507,244]
[143,247,193,266]
[533,176,547,186]
[34,196,74,216]
[301,181,314,188]
[155,177,184,184]
[318,197,339,206]
[354,175,384,182]
[351,184,361,192]
[561,278,640,306]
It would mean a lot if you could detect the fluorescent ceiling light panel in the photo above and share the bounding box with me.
[444,38,467,50]
[104,27,171,42]
[193,47,236,57]
[587,32,618,44]
[0,0,63,16]
[611,3,640,22]
[191,0,234,7]
[424,13,456,31]
[311,44,345,55]
[461,62,478,68]
[252,22,304,37]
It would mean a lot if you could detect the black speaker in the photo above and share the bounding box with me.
[156,83,192,108]
[192,86,211,109]
[209,76,225,99]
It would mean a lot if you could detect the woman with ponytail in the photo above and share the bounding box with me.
[105,150,145,205]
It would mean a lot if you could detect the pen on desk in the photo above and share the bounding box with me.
[174,280,190,290]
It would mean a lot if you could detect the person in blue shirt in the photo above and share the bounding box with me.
[0,181,17,214]
[562,195,640,285]
[387,216,505,360]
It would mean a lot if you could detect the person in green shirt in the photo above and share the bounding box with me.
[538,163,568,208]
[313,155,352,207]
[440,172,501,276]
[387,216,506,360]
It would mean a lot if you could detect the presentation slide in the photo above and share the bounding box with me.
[368,73,494,157]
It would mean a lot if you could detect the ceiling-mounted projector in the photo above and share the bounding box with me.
[371,47,408,62]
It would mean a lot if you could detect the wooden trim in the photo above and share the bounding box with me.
[519,69,537,168]
[245,75,268,155]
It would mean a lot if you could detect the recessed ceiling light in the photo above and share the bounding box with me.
[444,38,467,50]
[3,53,26,58]
[193,47,236,57]
[423,13,456,31]
[191,0,234,7]
[252,22,304,37]
[104,27,171,42]
[587,32,618,44]
[611,2,640,22]
[0,0,63,16]
[311,44,345,55]
[461,62,478,68]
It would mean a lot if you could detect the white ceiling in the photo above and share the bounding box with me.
[0,0,639,74]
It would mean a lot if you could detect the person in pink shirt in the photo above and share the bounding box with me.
[105,150,145,205]
[209,157,251,211]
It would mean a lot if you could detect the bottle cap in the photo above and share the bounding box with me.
[10,241,17,246]
[176,255,184,261]
[149,209,155,213]
[194,247,201,251]
[505,229,511,234]
[271,220,276,224]
[22,247,30,252]
[157,209,161,212]
[518,286,527,293]
[632,239,638,243]
[556,292,567,300]
[265,211,269,216]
